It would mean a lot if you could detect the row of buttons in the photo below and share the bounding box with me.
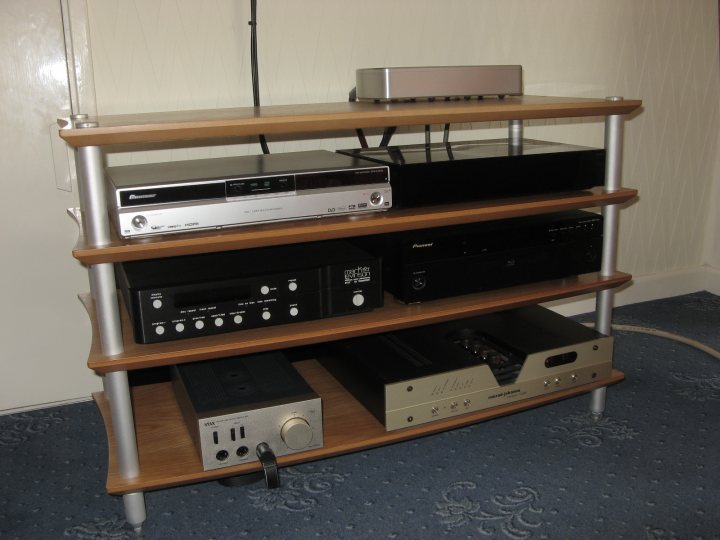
[543,374,578,387]
[153,307,299,335]
[430,398,472,416]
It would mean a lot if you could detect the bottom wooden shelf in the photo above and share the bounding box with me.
[96,360,625,495]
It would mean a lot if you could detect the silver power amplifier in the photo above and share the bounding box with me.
[106,150,391,238]
[320,306,612,431]
[355,65,523,101]
[172,352,323,471]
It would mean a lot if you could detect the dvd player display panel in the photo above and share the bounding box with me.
[337,139,605,209]
[106,150,391,238]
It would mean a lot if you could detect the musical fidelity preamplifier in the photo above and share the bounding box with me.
[351,210,603,303]
[319,306,613,431]
[337,139,605,208]
[116,240,383,344]
[172,351,323,471]
[106,150,391,238]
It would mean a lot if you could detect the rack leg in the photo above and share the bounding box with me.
[123,492,147,534]
[591,98,626,419]
[73,130,147,529]
[508,119,523,155]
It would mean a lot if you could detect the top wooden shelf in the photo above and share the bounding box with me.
[58,96,642,148]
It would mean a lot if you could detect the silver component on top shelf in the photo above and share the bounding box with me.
[355,65,523,102]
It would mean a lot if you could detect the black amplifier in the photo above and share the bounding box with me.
[338,139,605,208]
[350,210,602,303]
[116,240,383,344]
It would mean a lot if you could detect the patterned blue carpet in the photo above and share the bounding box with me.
[1,291,719,539]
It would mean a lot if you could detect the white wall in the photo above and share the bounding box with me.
[1,0,719,411]
[0,0,98,411]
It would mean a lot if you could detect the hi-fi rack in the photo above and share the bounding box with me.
[61,95,640,531]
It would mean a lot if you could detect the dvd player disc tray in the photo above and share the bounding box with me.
[106,150,391,237]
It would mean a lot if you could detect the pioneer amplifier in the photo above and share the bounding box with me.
[106,150,391,238]
[336,139,604,209]
[116,240,383,344]
[172,351,323,471]
[351,210,602,303]
[319,306,613,431]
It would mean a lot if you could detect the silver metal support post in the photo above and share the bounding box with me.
[73,119,146,529]
[591,97,625,418]
[123,491,147,534]
[76,142,111,247]
[508,119,523,156]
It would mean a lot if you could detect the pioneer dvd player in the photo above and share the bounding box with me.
[106,150,391,238]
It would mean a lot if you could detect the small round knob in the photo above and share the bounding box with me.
[131,215,148,230]
[262,311,271,321]
[352,293,365,307]
[288,281,298,292]
[195,320,204,330]
[289,306,299,317]
[260,285,270,295]
[370,192,383,206]
[281,417,313,450]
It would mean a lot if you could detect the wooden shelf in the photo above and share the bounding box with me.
[72,187,637,265]
[95,360,625,494]
[58,96,641,148]
[84,271,631,374]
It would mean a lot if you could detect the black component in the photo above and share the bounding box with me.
[236,446,249,457]
[338,138,605,208]
[216,450,229,462]
[350,210,602,303]
[172,351,315,415]
[116,239,382,344]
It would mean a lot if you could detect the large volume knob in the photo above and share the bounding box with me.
[280,417,313,450]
